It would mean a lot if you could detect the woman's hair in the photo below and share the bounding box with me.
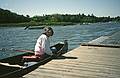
[44,27,54,36]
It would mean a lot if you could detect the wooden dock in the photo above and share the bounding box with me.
[23,45,120,78]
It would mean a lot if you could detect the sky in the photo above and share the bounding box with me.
[0,0,120,17]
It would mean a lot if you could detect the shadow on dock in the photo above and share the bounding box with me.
[53,55,78,60]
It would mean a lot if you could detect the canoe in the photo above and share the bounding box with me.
[0,40,68,78]
[26,26,44,30]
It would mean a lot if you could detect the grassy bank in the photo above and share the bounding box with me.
[0,22,76,27]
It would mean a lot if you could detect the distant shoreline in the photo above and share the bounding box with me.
[0,22,77,27]
[0,21,119,27]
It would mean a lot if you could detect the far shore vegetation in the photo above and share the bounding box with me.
[0,8,120,27]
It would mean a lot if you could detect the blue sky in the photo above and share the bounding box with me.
[0,0,120,17]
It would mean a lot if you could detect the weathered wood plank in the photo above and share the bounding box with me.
[24,46,120,78]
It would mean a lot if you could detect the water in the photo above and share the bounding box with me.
[0,23,120,77]
[0,23,120,51]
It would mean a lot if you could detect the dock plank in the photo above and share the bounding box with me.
[24,46,120,78]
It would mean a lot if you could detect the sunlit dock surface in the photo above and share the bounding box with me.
[24,31,120,78]
[89,31,120,45]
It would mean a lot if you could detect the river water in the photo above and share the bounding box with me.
[0,23,120,51]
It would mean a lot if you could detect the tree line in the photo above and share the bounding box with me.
[0,8,120,24]
[0,8,30,23]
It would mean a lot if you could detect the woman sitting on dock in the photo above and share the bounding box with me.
[34,27,54,58]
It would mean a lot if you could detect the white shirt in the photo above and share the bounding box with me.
[34,34,53,55]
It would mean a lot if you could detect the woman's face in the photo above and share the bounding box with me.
[46,30,53,37]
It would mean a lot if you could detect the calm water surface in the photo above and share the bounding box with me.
[0,23,120,55]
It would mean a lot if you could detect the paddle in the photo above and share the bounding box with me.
[15,50,34,53]
[0,48,34,53]
[24,26,30,30]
